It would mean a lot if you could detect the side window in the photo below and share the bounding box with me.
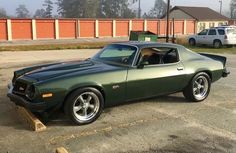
[138,47,179,66]
[218,29,225,35]
[208,29,216,35]
[198,29,208,35]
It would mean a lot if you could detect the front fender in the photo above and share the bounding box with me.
[66,81,105,98]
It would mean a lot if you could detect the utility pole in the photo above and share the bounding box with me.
[166,0,170,42]
[219,0,222,14]
[100,0,103,17]
[132,0,141,18]
[138,0,141,18]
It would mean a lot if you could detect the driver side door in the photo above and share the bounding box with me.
[196,29,208,44]
[126,47,187,101]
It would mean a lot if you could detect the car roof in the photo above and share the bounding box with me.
[112,41,183,49]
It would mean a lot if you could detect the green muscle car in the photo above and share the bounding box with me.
[7,42,229,125]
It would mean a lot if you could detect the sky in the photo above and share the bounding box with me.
[0,0,232,17]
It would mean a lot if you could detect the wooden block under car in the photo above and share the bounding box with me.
[15,105,46,132]
[56,147,69,153]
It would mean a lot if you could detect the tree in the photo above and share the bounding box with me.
[0,8,8,18]
[101,0,136,18]
[146,0,167,18]
[16,4,30,18]
[57,0,135,18]
[57,0,99,18]
[34,9,46,18]
[43,0,54,18]
[230,0,236,19]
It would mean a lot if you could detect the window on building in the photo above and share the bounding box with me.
[218,22,224,26]
[209,22,215,28]
[199,23,206,31]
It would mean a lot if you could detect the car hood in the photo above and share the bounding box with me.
[23,60,121,81]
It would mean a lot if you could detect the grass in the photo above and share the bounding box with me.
[175,36,236,54]
[0,39,235,54]
[0,42,108,51]
[185,45,236,54]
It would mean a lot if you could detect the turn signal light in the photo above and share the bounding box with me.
[42,93,53,98]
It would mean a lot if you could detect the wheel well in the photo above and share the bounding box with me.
[213,39,222,44]
[189,38,195,42]
[62,86,106,110]
[197,70,212,81]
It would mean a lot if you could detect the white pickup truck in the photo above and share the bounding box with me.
[188,26,236,48]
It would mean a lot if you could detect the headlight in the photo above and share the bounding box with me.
[26,85,36,100]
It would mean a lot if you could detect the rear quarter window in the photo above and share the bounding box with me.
[217,29,225,35]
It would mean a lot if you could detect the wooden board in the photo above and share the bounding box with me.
[56,147,69,153]
[15,105,46,132]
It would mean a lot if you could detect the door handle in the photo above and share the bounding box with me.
[177,67,184,71]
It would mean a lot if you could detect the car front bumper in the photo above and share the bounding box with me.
[7,84,48,112]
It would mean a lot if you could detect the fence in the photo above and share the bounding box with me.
[0,18,196,41]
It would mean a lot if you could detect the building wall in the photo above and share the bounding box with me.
[229,20,236,25]
[0,18,197,41]
[197,21,228,33]
[169,9,194,20]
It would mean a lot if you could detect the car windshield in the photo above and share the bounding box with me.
[92,44,137,66]
[226,28,236,34]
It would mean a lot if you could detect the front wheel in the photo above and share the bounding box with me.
[183,72,211,102]
[64,87,104,125]
[189,38,196,46]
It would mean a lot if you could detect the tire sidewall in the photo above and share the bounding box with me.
[189,38,196,46]
[191,72,211,101]
[65,87,104,125]
[213,40,222,48]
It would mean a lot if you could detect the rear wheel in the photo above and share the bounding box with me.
[183,72,211,102]
[189,38,196,46]
[64,87,104,125]
[213,40,222,48]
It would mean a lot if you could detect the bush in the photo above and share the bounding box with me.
[176,36,188,45]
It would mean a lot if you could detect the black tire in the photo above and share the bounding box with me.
[213,40,222,48]
[64,87,104,125]
[183,72,211,102]
[189,38,196,46]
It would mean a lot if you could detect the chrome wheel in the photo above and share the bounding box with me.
[73,92,100,122]
[193,76,209,100]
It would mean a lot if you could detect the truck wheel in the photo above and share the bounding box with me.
[64,87,104,125]
[189,38,196,46]
[183,72,211,102]
[213,40,222,48]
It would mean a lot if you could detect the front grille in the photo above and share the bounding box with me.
[13,81,28,95]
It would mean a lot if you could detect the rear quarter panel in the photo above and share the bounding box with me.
[179,47,224,84]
